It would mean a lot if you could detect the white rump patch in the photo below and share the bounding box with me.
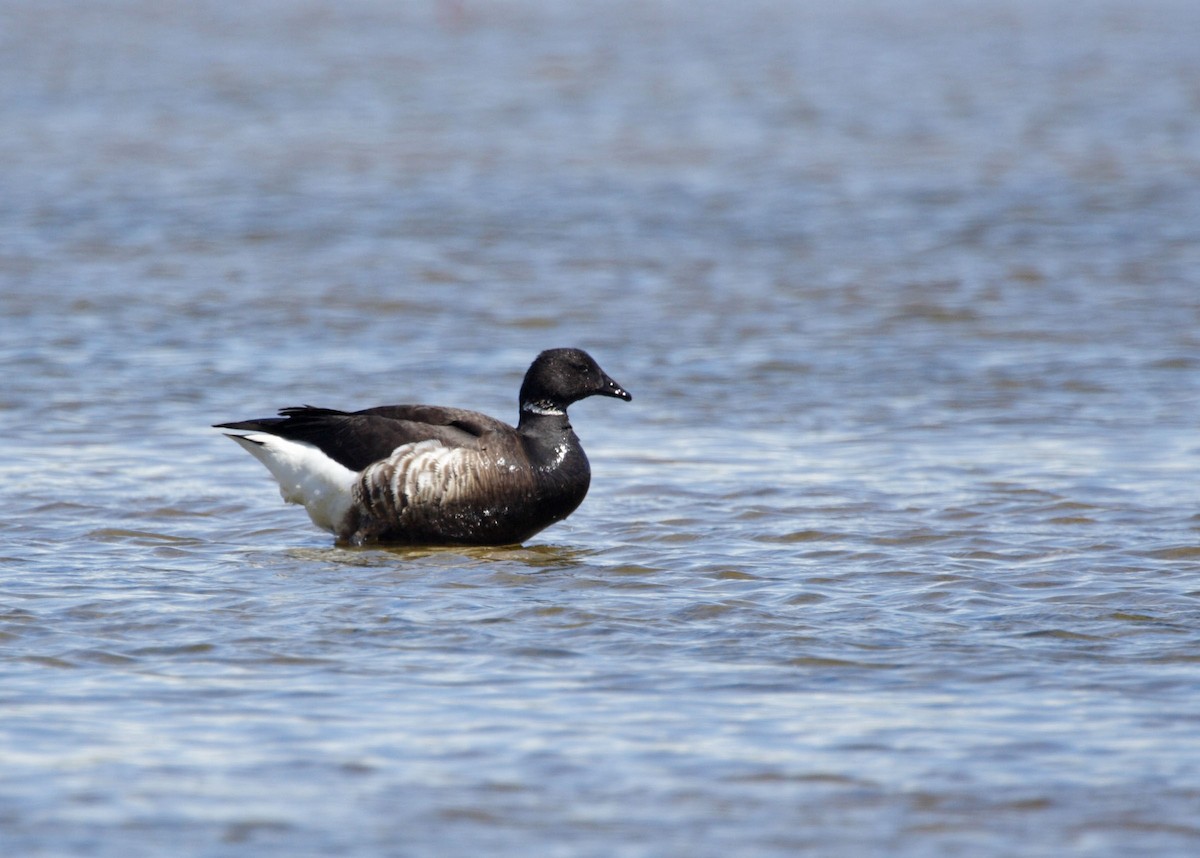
[224,433,356,533]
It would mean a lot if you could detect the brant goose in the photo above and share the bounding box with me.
[215,348,631,546]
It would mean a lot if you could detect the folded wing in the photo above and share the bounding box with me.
[216,405,512,472]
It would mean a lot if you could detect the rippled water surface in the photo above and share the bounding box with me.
[4,1,1200,855]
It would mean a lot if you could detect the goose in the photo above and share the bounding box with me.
[215,348,630,546]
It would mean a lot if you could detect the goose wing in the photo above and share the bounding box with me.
[216,405,514,472]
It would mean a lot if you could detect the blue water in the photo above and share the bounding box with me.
[3,1,1200,855]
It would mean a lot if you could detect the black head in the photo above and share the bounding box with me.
[519,348,632,415]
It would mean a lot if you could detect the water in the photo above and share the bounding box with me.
[4,0,1200,854]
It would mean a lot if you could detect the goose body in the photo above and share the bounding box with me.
[216,348,630,546]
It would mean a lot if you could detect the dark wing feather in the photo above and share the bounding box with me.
[216,405,514,472]
[352,405,512,439]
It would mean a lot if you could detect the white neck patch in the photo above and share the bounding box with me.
[522,401,565,416]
